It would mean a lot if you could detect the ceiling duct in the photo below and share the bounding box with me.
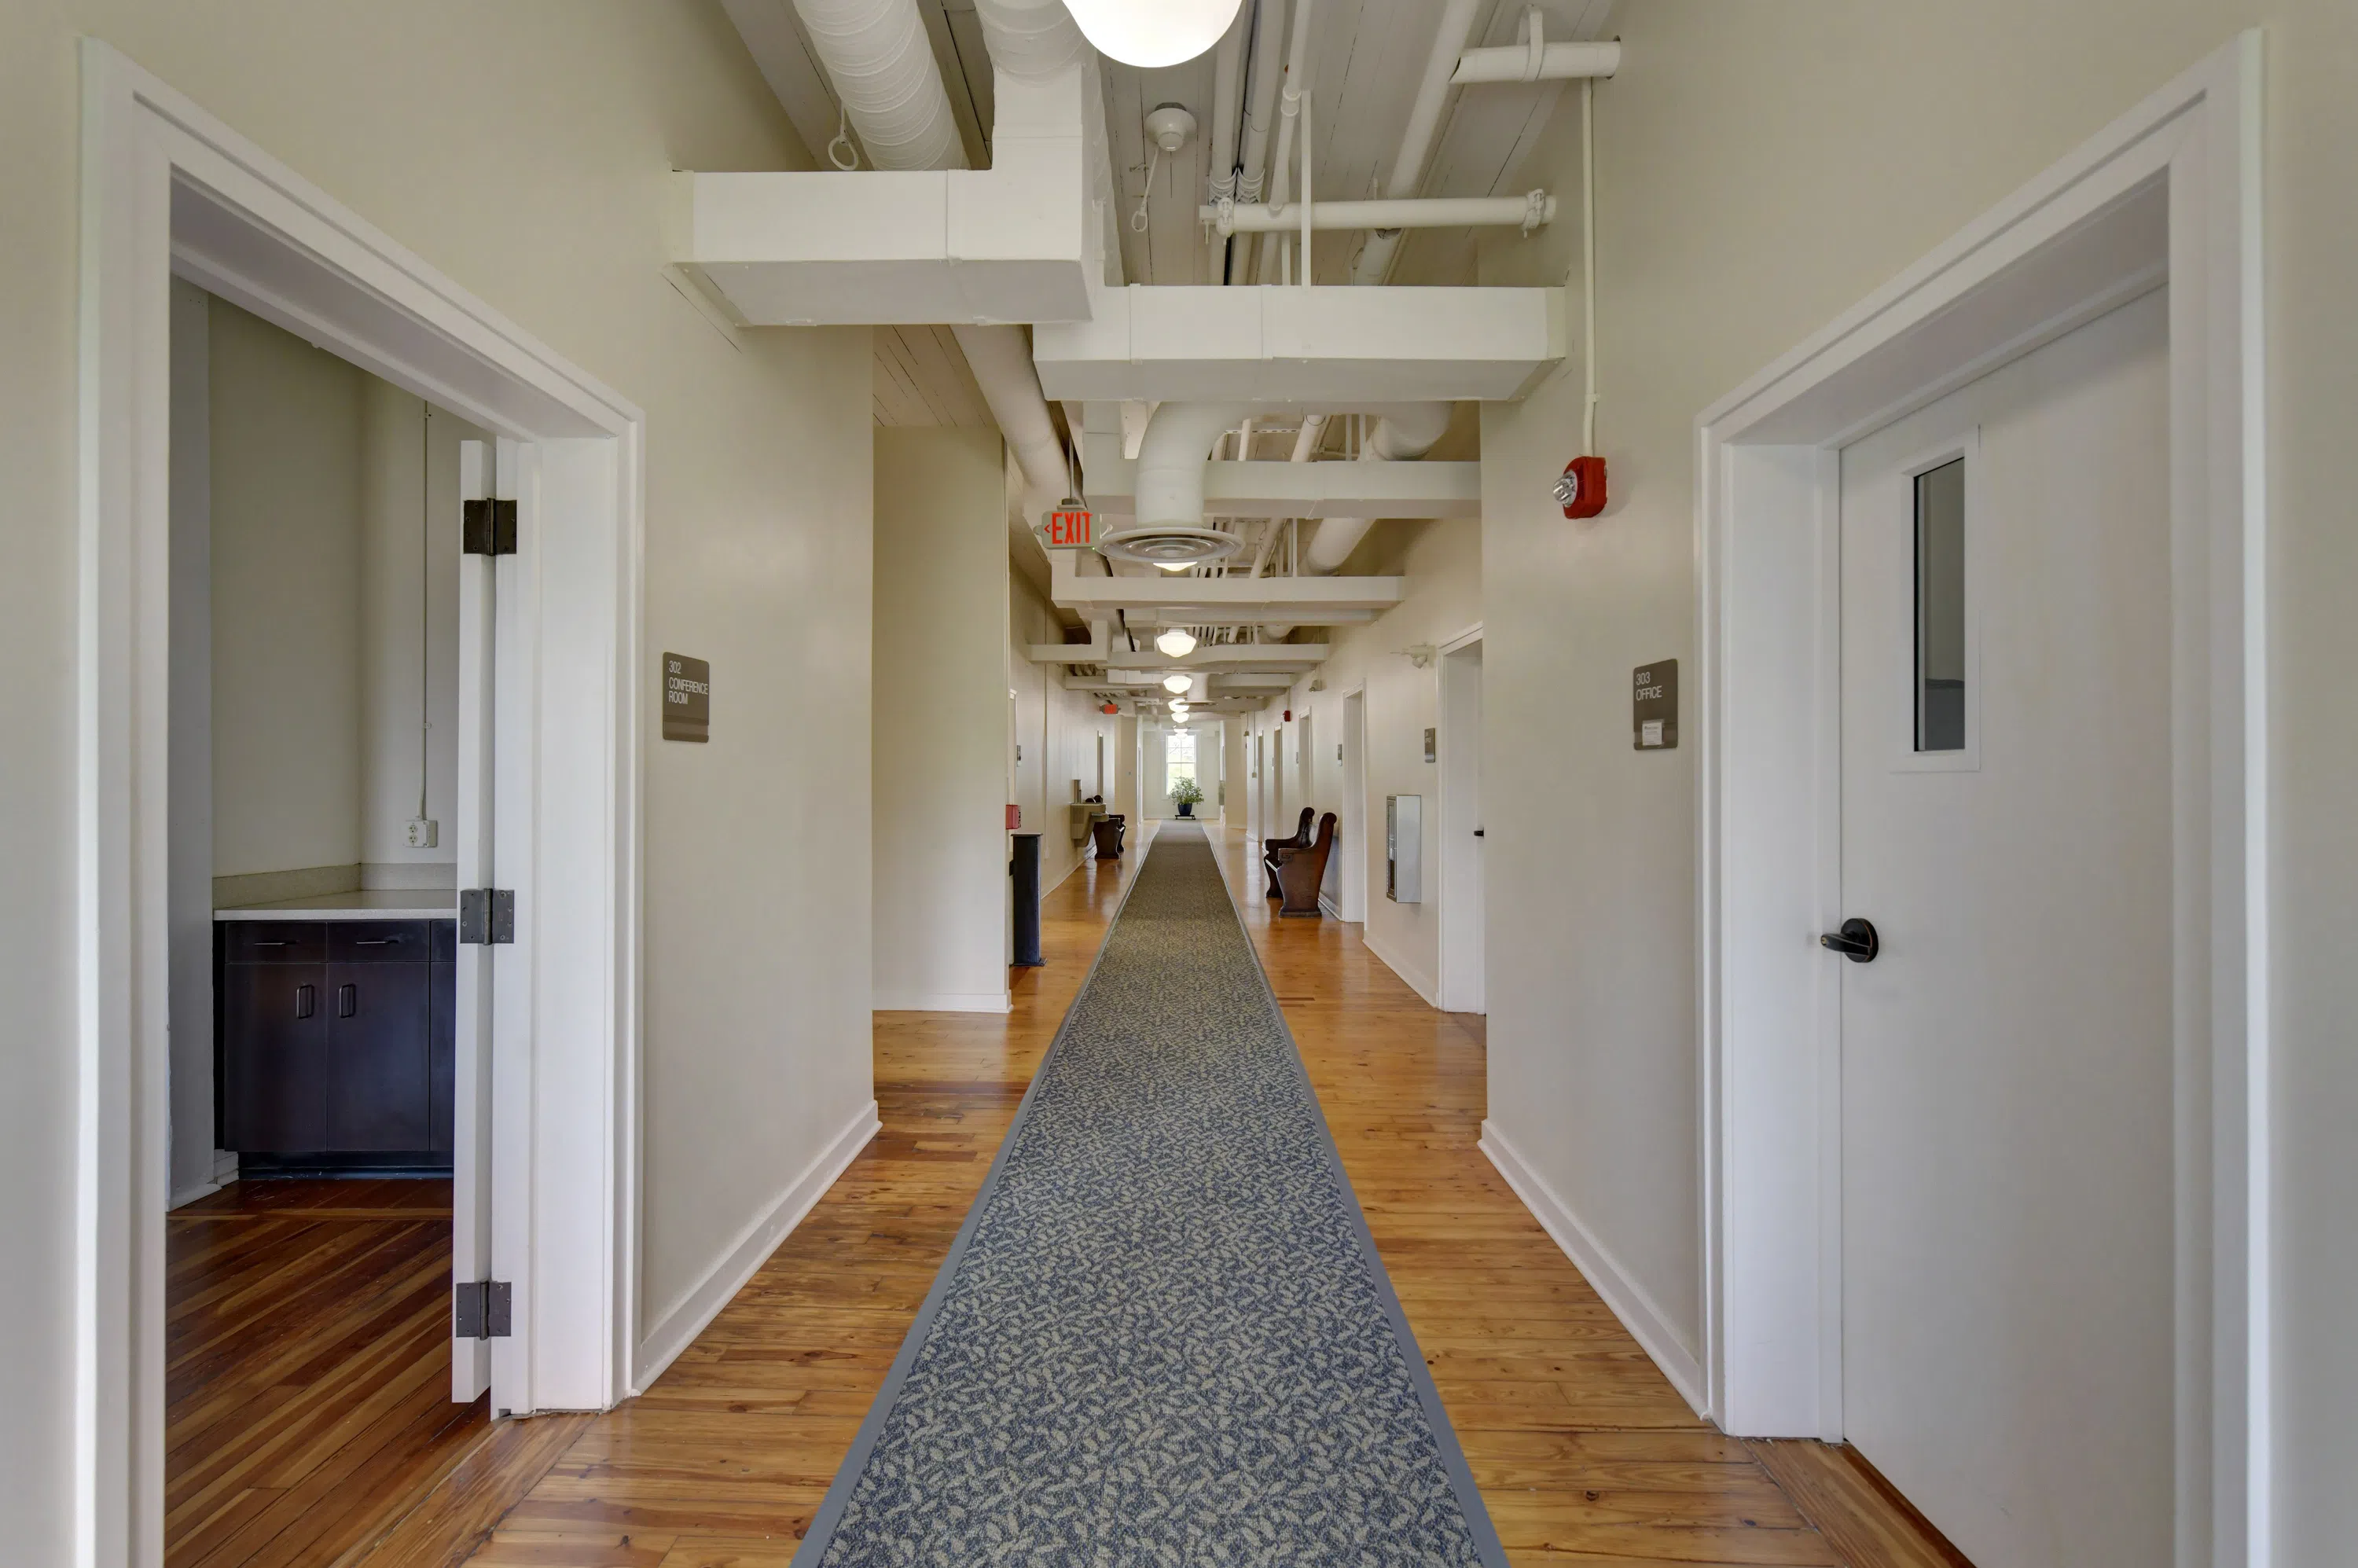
[791,0,968,171]
[1299,402,1453,572]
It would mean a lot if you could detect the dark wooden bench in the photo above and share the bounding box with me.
[1265,812,1337,918]
[1263,806,1314,898]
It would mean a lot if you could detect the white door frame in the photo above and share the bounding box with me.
[1696,33,2265,1567]
[76,42,644,1568]
[1437,627,1486,1012]
[1339,688,1368,922]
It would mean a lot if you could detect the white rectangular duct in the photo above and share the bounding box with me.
[1079,439,1478,520]
[677,67,1096,325]
[1049,551,1401,624]
[1034,283,1564,403]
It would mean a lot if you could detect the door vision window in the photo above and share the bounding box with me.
[1913,457,1968,752]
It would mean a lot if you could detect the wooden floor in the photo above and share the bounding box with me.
[167,1177,488,1568]
[353,821,1963,1567]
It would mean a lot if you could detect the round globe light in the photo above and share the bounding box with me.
[1162,673,1192,695]
[1155,628,1198,658]
[1060,0,1244,68]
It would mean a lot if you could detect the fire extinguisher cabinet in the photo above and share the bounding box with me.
[1009,832,1044,968]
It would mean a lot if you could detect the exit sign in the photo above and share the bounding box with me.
[1035,503,1095,550]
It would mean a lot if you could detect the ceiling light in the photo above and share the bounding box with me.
[1162,674,1192,695]
[1060,0,1243,68]
[1155,629,1197,658]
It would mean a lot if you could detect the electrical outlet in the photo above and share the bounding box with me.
[406,818,439,849]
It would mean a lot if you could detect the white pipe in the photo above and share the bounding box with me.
[792,0,969,171]
[1453,39,1621,84]
[1581,76,1599,454]
[1207,6,1247,277]
[1136,402,1254,528]
[1299,402,1452,573]
[1298,84,1313,285]
[954,324,1067,504]
[1211,193,1554,233]
[971,0,1091,79]
[1350,0,1484,285]
[1232,0,1288,280]
[1253,0,1317,284]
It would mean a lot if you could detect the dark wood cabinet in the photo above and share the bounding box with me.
[219,918,454,1166]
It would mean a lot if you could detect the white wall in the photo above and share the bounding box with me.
[873,427,1012,1012]
[1258,515,1482,1004]
[357,378,483,886]
[1466,11,2358,1556]
[1008,571,1114,892]
[206,295,367,883]
[167,280,217,1205]
[1,6,876,1548]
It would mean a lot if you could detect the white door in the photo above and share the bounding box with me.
[1438,644,1485,1012]
[1835,288,2173,1567]
[452,439,529,1413]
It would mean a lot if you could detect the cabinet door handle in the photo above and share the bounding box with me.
[353,938,396,947]
[337,983,358,1018]
[295,984,314,1019]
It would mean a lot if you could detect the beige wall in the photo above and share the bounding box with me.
[1473,5,2358,1554]
[1,4,872,1548]
[873,427,1012,1010]
[206,296,367,881]
[1258,515,1482,1001]
[1009,570,1115,893]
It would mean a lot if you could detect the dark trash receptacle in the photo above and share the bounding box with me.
[1010,831,1043,968]
[1091,814,1126,860]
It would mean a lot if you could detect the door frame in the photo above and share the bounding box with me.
[76,41,644,1567]
[1695,33,2265,1566]
[1338,688,1368,922]
[1436,628,1486,1012]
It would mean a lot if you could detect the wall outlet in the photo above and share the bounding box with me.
[406,818,439,849]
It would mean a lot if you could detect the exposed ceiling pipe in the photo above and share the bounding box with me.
[971,0,1091,79]
[1251,0,1317,284]
[792,0,970,171]
[1137,402,1254,529]
[1213,193,1553,234]
[1453,31,1620,85]
[1232,0,1289,281]
[1299,402,1452,572]
[1350,0,1483,285]
[1204,4,1248,277]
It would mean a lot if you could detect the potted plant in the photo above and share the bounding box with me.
[1170,777,1205,817]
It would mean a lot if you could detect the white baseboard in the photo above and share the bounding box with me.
[1478,1119,1707,1416]
[167,1179,222,1210]
[1361,930,1440,1009]
[872,990,1011,1013]
[633,1098,880,1393]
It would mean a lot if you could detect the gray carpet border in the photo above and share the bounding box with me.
[789,824,1508,1566]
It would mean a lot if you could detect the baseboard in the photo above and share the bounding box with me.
[633,1098,881,1392]
[1478,1119,1707,1416]
[167,1178,222,1210]
[872,990,1012,1013]
[1361,930,1440,1008]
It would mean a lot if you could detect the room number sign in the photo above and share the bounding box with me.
[663,652,711,743]
[1633,659,1677,750]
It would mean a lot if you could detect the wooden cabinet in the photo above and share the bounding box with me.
[219,919,454,1166]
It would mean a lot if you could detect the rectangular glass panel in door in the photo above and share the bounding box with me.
[1914,457,1967,751]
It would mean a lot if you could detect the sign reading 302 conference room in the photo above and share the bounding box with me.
[663,652,711,743]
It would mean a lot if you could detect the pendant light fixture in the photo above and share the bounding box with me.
[1060,0,1243,68]
[1155,628,1198,658]
[1162,673,1193,695]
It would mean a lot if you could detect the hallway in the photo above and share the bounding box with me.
[364,827,1956,1567]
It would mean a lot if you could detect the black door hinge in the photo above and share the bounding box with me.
[463,498,517,556]
[459,888,516,945]
[454,1280,512,1339]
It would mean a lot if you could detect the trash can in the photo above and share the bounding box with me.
[1009,831,1043,968]
[1090,814,1126,861]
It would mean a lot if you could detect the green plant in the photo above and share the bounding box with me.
[1169,776,1206,807]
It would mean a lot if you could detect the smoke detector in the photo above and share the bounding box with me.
[1097,525,1242,571]
[1145,103,1198,155]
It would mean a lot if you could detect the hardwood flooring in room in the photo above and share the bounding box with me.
[395,821,1958,1567]
[167,1177,489,1568]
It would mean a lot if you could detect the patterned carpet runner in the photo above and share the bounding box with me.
[797,824,1505,1566]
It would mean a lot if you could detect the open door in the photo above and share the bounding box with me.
[450,439,531,1412]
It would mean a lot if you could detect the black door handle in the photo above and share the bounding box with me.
[1820,918,1879,962]
[295,983,314,1019]
[337,983,358,1018]
[1473,828,1484,836]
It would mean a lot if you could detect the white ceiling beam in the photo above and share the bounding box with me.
[1079,436,1478,518]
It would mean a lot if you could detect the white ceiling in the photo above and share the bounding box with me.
[721,0,1614,425]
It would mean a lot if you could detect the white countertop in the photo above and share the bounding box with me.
[215,890,457,922]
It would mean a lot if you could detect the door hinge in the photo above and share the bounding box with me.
[459,887,515,945]
[454,1280,512,1339]
[463,498,517,556]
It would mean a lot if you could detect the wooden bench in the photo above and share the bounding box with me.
[1263,807,1314,898]
[1265,812,1337,918]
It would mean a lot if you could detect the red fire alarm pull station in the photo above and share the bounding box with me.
[1006,803,1023,830]
[1555,455,1608,520]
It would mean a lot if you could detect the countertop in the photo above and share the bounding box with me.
[214,890,458,922]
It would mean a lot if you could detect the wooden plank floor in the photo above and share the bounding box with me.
[389,821,1960,1567]
[167,1177,490,1568]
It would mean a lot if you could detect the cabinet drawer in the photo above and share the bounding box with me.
[222,922,326,964]
[331,920,432,963]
